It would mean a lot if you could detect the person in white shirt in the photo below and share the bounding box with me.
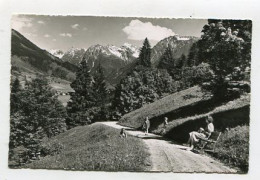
[186,115,214,151]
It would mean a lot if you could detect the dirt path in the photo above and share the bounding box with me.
[99,121,237,173]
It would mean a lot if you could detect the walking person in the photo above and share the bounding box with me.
[144,117,150,135]
[161,117,169,134]
[164,117,168,128]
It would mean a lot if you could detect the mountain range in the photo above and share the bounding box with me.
[11,29,198,86]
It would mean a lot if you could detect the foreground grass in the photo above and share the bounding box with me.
[214,125,249,173]
[119,86,206,128]
[25,124,151,171]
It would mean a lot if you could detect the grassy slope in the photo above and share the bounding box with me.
[25,123,151,171]
[119,86,206,128]
[214,125,249,173]
[154,94,250,135]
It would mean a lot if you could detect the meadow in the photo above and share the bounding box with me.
[25,123,151,171]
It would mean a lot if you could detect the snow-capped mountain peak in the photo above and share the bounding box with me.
[49,49,64,59]
[84,43,139,61]
[61,47,86,65]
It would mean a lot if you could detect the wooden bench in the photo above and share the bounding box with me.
[197,131,222,153]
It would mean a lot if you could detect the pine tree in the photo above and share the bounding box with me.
[66,60,94,128]
[92,63,109,121]
[176,54,186,68]
[187,42,199,67]
[9,77,67,165]
[10,78,21,113]
[93,63,107,106]
[158,47,175,69]
[10,77,67,147]
[11,78,21,93]
[139,38,152,67]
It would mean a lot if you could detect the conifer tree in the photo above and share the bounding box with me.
[92,63,109,121]
[9,77,67,149]
[176,54,186,68]
[93,63,107,106]
[66,60,94,128]
[139,38,152,67]
[158,47,175,69]
[10,78,21,113]
[187,42,199,67]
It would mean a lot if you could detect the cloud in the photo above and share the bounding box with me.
[83,27,88,31]
[122,19,175,41]
[11,15,33,31]
[59,33,72,37]
[52,39,57,41]
[37,20,45,24]
[44,34,50,38]
[71,24,79,29]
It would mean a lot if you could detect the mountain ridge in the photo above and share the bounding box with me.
[11,29,77,81]
[151,35,199,66]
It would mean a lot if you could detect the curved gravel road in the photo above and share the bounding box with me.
[100,121,237,173]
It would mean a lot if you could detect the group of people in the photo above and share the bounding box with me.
[143,116,168,135]
[120,115,215,151]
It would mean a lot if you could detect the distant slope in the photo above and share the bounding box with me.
[11,29,77,80]
[151,36,198,66]
[82,44,139,85]
[119,86,208,129]
[24,123,151,171]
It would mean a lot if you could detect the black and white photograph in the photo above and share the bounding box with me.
[8,15,251,173]
[2,0,260,179]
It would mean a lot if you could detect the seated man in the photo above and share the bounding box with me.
[186,116,214,151]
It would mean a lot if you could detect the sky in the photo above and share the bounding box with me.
[11,15,207,51]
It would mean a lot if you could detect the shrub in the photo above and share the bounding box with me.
[40,139,65,156]
[214,125,249,173]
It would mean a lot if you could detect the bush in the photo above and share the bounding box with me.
[40,140,65,156]
[9,77,67,167]
[214,125,249,173]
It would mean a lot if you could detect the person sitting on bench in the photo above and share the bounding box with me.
[186,116,214,151]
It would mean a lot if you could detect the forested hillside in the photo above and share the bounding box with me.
[11,29,77,81]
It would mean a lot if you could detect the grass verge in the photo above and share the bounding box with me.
[214,125,249,173]
[119,86,206,128]
[24,123,151,171]
[153,94,250,136]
